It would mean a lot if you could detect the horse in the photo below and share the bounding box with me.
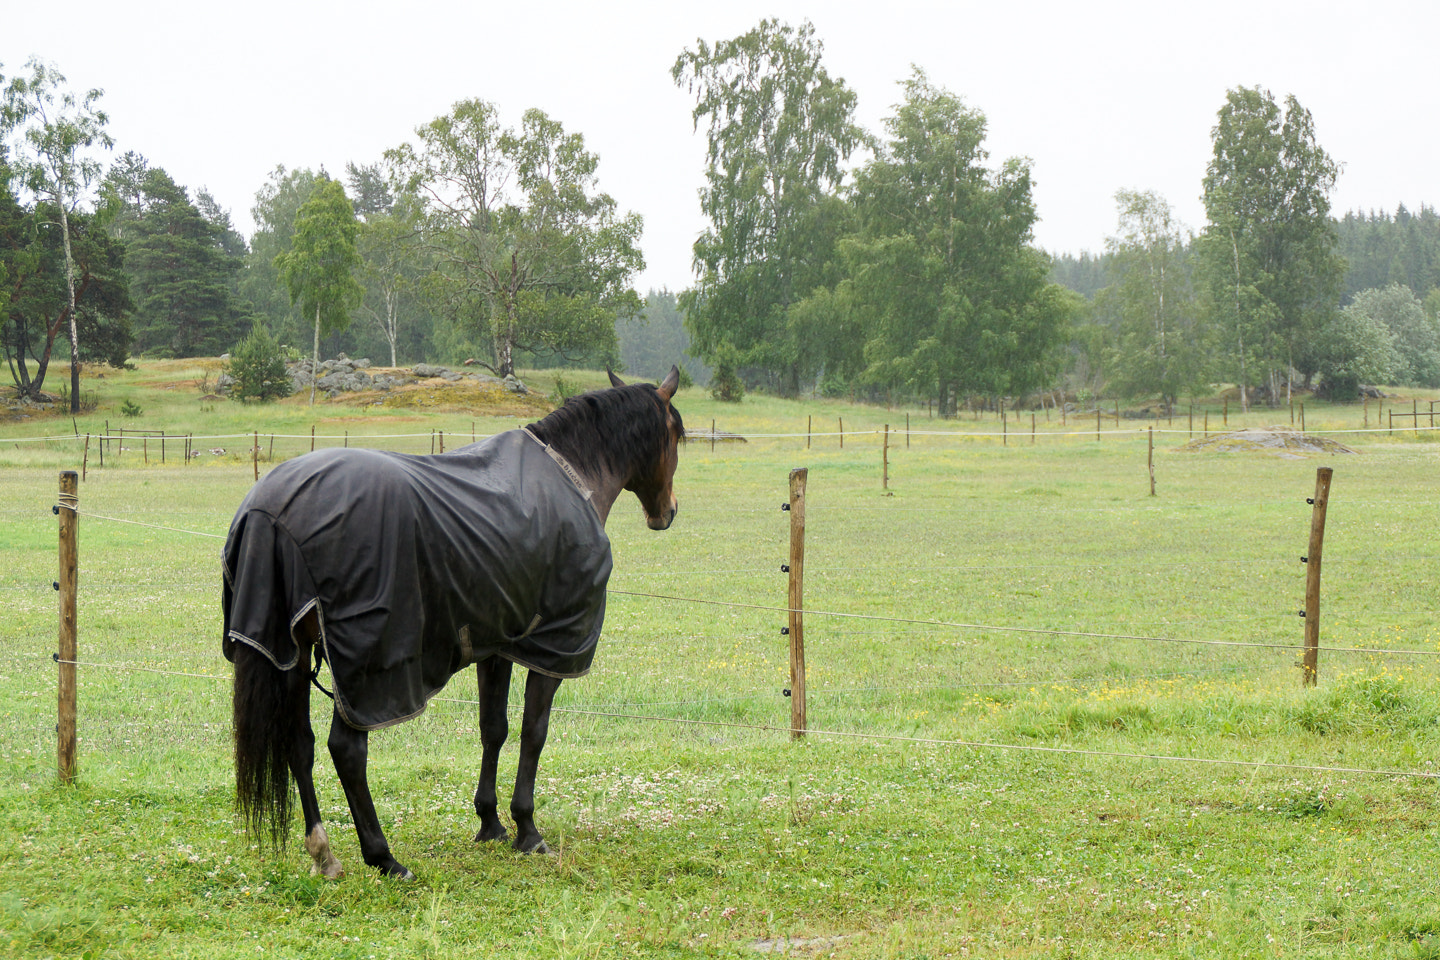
[222,367,683,879]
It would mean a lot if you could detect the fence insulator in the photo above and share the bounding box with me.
[52,581,59,590]
[781,564,789,573]
[1298,610,1307,618]
[1301,556,1308,563]
[781,626,789,634]
[781,502,790,511]
[782,688,792,697]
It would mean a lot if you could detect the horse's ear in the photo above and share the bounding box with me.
[656,365,680,402]
[607,369,626,388]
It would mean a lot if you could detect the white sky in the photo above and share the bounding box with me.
[4,1,1435,293]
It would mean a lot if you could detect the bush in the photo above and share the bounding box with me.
[226,322,292,403]
[709,342,745,403]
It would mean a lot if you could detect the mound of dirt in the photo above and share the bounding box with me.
[1177,426,1358,459]
[340,379,553,417]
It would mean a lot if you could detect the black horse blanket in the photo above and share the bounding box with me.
[221,429,611,730]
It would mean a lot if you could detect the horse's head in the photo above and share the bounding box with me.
[609,366,683,530]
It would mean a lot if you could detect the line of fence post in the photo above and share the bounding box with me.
[1148,426,1156,496]
[784,468,808,739]
[882,425,890,490]
[56,470,79,783]
[1301,467,1333,687]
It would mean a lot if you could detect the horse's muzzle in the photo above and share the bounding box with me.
[647,500,677,530]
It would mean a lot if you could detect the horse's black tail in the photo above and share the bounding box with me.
[232,642,298,848]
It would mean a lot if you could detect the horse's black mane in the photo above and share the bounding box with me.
[528,382,683,481]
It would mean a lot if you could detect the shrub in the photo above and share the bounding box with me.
[709,342,745,403]
[226,322,292,403]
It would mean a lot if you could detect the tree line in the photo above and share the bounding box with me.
[5,25,1438,415]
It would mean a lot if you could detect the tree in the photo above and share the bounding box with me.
[1198,87,1344,409]
[273,178,362,404]
[346,162,423,367]
[4,58,115,411]
[240,165,319,343]
[388,100,643,377]
[1097,189,1206,407]
[225,320,292,402]
[105,164,248,356]
[834,69,1068,412]
[1340,284,1440,387]
[1336,206,1440,303]
[672,18,869,396]
[1312,302,1400,399]
[3,201,131,398]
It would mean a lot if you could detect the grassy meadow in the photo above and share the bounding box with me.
[2,362,1440,958]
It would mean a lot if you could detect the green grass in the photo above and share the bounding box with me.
[3,363,1440,957]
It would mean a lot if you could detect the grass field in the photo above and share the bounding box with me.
[3,363,1440,958]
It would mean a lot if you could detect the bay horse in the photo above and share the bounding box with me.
[223,367,682,879]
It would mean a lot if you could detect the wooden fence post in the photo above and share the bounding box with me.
[882,425,890,489]
[253,431,259,482]
[838,418,844,449]
[785,468,808,739]
[1301,467,1334,687]
[1148,426,1156,496]
[57,471,79,783]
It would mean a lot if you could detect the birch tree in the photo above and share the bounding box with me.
[672,19,868,395]
[4,58,114,411]
[388,100,642,376]
[273,178,362,404]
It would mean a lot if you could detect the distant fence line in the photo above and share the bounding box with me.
[5,421,1438,450]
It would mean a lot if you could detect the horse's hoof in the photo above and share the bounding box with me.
[309,861,345,879]
[514,837,550,855]
[474,826,509,843]
[380,862,416,880]
[305,826,344,879]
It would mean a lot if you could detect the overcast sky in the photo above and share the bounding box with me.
[4,1,1435,293]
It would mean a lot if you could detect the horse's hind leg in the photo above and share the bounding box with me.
[292,614,342,878]
[328,711,414,879]
[510,670,563,854]
[473,656,513,843]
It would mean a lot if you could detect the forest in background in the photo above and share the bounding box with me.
[4,20,1438,414]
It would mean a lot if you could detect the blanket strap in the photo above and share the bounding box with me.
[522,427,594,502]
[310,646,335,701]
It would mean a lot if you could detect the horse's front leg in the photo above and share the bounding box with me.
[511,670,563,854]
[327,711,414,879]
[473,656,513,843]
